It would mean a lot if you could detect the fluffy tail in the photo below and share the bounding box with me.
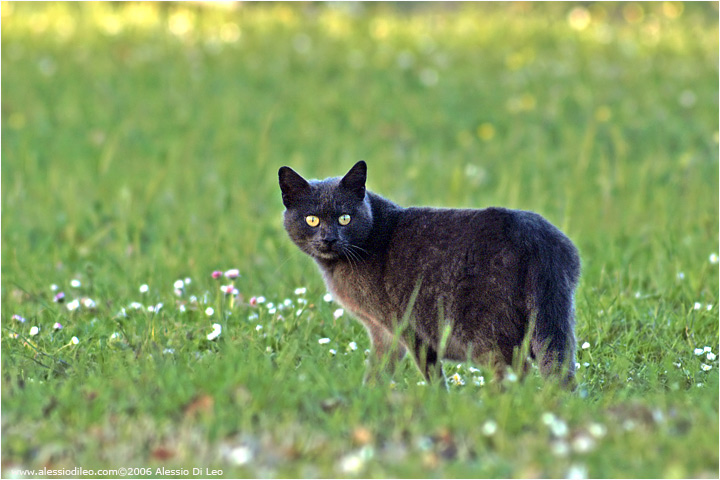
[514,212,581,386]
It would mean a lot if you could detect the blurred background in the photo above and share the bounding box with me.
[2,1,718,296]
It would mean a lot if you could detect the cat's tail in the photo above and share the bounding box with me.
[513,211,581,387]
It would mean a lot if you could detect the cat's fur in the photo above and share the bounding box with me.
[279,161,580,387]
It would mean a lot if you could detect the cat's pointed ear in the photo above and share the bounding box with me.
[279,166,311,208]
[340,160,367,201]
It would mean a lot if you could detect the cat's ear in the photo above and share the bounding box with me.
[279,166,311,208]
[340,160,367,201]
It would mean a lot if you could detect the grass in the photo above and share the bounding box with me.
[2,2,718,478]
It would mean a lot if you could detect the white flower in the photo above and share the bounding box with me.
[693,302,702,310]
[709,253,718,264]
[701,363,712,371]
[481,420,497,436]
[205,307,215,316]
[139,284,149,293]
[70,279,81,288]
[333,308,344,319]
[173,279,185,289]
[51,284,59,291]
[184,277,192,285]
[207,323,222,341]
[71,336,79,345]
[66,299,81,311]
[449,372,465,385]
[179,304,186,313]
[255,325,263,331]
[323,293,333,302]
[129,301,143,310]
[676,272,685,280]
[224,268,240,279]
[707,352,716,361]
[329,349,337,355]
[587,423,607,438]
[348,341,358,351]
[82,297,96,308]
[256,296,266,304]
[694,348,704,355]
[581,342,590,349]
[318,337,331,344]
[294,287,307,296]
[222,444,253,466]
[29,326,40,336]
[704,346,712,353]
[53,322,63,330]
[566,463,588,480]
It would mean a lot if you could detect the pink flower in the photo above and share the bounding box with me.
[53,292,65,303]
[212,271,223,279]
[249,296,258,307]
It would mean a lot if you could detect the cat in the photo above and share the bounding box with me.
[278,161,580,387]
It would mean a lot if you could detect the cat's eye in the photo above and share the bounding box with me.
[338,214,351,226]
[305,215,320,227]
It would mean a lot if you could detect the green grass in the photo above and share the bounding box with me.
[2,2,718,478]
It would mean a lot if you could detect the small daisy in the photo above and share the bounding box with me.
[707,352,716,361]
[82,297,96,309]
[129,302,143,310]
[348,341,358,351]
[294,287,307,296]
[53,322,63,330]
[66,299,81,311]
[139,284,149,293]
[205,307,215,316]
[318,337,331,345]
[581,341,590,349]
[207,323,222,341]
[481,420,497,436]
[709,253,718,264]
[701,363,712,371]
[224,269,240,279]
[449,372,465,386]
[70,279,81,288]
[173,279,185,290]
[694,348,704,355]
[71,336,79,345]
[323,293,333,302]
[693,302,702,310]
[333,308,344,319]
[29,326,39,336]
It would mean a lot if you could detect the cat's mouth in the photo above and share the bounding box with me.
[313,243,341,260]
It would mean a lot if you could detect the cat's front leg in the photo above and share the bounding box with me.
[407,332,448,389]
[361,319,407,386]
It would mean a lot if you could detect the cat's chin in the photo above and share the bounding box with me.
[312,250,341,261]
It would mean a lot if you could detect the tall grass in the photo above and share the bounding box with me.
[2,2,718,478]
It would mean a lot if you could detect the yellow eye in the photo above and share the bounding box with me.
[338,214,351,226]
[305,215,320,227]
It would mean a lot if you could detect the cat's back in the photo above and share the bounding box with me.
[383,205,578,287]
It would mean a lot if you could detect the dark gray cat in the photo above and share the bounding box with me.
[278,161,580,387]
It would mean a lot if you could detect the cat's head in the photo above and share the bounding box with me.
[278,161,373,262]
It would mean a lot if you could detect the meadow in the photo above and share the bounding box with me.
[1,2,718,478]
